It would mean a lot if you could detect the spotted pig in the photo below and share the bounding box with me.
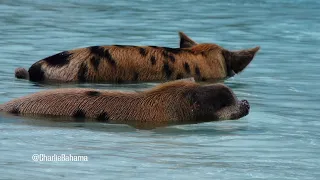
[15,32,260,83]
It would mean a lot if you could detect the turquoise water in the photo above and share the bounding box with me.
[0,0,320,179]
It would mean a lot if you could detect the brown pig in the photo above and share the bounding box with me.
[0,78,250,129]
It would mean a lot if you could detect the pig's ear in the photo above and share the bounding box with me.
[223,46,260,74]
[179,32,198,48]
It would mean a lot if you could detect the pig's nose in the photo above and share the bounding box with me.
[241,99,250,110]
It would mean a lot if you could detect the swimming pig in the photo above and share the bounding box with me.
[0,78,250,129]
[15,32,259,83]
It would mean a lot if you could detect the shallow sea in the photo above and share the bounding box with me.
[0,0,319,179]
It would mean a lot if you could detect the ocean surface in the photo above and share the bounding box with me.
[0,0,319,179]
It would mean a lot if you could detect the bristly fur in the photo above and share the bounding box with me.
[0,78,249,129]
